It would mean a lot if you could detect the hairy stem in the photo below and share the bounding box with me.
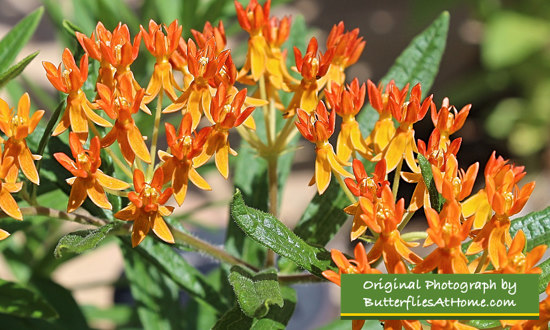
[18,206,108,226]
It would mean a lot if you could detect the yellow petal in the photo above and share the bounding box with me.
[189,167,211,191]
[326,147,352,178]
[0,187,22,220]
[172,165,189,206]
[215,142,230,179]
[83,102,112,127]
[384,131,406,173]
[18,144,39,185]
[95,170,130,190]
[87,180,112,210]
[0,228,10,240]
[115,204,137,221]
[315,147,331,194]
[127,126,152,164]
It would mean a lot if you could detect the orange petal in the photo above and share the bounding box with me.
[315,147,331,194]
[0,228,10,240]
[115,204,137,221]
[0,187,22,220]
[18,144,39,185]
[67,179,88,212]
[95,170,130,190]
[327,147,352,178]
[152,214,175,244]
[172,165,189,206]
[384,131,406,173]
[127,126,152,163]
[189,167,211,191]
[131,216,150,247]
[86,180,112,210]
[215,142,230,179]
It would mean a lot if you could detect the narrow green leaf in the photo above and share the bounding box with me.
[380,11,450,94]
[62,19,83,37]
[54,223,116,258]
[509,206,550,251]
[0,7,43,70]
[0,52,39,88]
[124,237,230,312]
[230,190,335,277]
[120,242,184,330]
[228,266,283,318]
[0,279,58,320]
[418,154,445,212]
[537,258,550,293]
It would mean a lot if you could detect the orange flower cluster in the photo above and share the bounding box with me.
[0,93,44,238]
[43,17,258,247]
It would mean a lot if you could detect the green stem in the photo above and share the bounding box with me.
[398,210,416,231]
[17,206,108,226]
[334,170,356,204]
[259,76,274,146]
[401,231,428,242]
[265,155,278,268]
[474,249,488,274]
[147,91,163,179]
[277,273,324,284]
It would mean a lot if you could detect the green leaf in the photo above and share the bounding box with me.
[380,11,450,94]
[228,266,283,318]
[418,154,445,212]
[62,19,83,37]
[54,223,116,258]
[482,11,550,69]
[120,241,184,330]
[0,7,43,71]
[213,286,296,330]
[0,279,58,320]
[0,52,39,88]
[509,206,550,251]
[537,258,550,293]
[318,319,382,330]
[230,190,335,277]
[466,319,501,329]
[124,237,230,312]
[81,305,139,327]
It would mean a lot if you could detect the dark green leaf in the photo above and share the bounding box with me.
[213,304,253,330]
[62,19,83,37]
[509,206,550,251]
[228,266,283,318]
[120,241,184,330]
[54,223,117,258]
[81,305,139,327]
[0,52,39,88]
[124,236,230,312]
[30,277,89,330]
[0,7,43,70]
[0,279,58,320]
[230,190,335,277]
[418,154,445,212]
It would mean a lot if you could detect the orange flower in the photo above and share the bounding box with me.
[412,202,473,274]
[0,93,44,185]
[322,242,381,330]
[490,230,546,274]
[0,152,23,221]
[43,48,112,140]
[234,0,271,81]
[344,159,389,240]
[193,85,255,178]
[295,101,351,194]
[285,37,334,116]
[96,75,151,165]
[159,114,212,205]
[325,22,365,86]
[115,168,174,247]
[76,22,142,91]
[325,79,368,161]
[360,185,423,271]
[164,38,231,129]
[54,133,130,212]
[466,153,535,269]
[431,154,478,202]
[374,83,433,173]
[364,80,407,158]
[140,19,183,103]
[430,97,471,148]
[191,21,227,54]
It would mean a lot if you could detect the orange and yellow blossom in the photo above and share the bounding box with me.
[382,262,422,330]
[322,243,380,330]
[285,37,334,117]
[430,97,471,149]
[295,101,351,194]
[344,159,389,240]
[159,113,212,205]
[115,168,174,247]
[43,48,112,141]
[490,230,546,274]
[466,152,535,269]
[412,202,473,274]
[364,80,406,158]
[359,185,423,271]
[96,75,151,165]
[502,282,550,329]
[76,22,142,92]
[431,154,478,203]
[0,93,43,185]
[261,15,294,94]
[373,83,433,173]
[54,133,130,212]
[234,0,271,81]
[325,21,365,86]
[193,84,256,179]
[0,153,23,222]
[325,79,368,162]
[164,38,231,129]
[140,19,182,103]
